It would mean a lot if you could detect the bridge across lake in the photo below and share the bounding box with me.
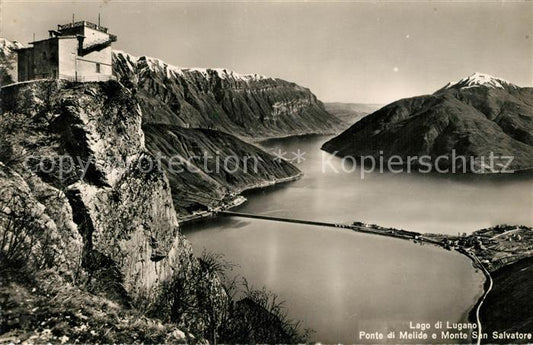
[217,211,436,243]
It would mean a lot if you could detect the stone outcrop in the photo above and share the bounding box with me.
[0,80,226,341]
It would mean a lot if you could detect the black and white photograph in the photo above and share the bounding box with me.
[0,1,532,344]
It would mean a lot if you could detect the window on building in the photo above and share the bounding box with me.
[96,63,101,73]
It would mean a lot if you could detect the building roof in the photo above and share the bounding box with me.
[58,21,110,34]
[16,20,116,51]
[27,35,79,45]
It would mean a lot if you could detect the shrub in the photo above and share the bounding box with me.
[219,277,313,344]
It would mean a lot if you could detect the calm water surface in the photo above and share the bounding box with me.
[184,135,532,343]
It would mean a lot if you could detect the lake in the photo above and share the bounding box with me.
[183,135,532,343]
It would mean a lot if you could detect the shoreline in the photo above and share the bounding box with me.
[205,207,494,342]
[318,147,533,178]
[254,131,338,144]
[182,193,517,345]
[468,253,493,345]
[177,172,303,226]
[421,243,491,344]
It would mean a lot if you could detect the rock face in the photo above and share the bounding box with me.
[0,162,83,278]
[113,51,344,139]
[0,80,226,340]
[322,73,533,172]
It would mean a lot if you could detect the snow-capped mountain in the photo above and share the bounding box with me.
[436,72,517,93]
[114,50,268,82]
[0,38,24,51]
[113,50,344,139]
[0,38,24,85]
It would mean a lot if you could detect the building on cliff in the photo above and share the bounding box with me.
[16,20,116,82]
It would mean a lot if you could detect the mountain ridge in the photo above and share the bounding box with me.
[113,49,344,140]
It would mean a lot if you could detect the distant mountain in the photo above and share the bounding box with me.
[435,72,518,92]
[324,102,382,126]
[322,73,533,172]
[113,51,344,140]
[0,38,23,86]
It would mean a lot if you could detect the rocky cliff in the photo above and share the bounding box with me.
[113,51,344,140]
[322,73,533,172]
[0,77,309,343]
[0,80,226,342]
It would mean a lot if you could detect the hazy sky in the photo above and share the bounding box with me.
[1,1,531,103]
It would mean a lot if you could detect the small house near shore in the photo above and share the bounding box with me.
[16,20,116,82]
